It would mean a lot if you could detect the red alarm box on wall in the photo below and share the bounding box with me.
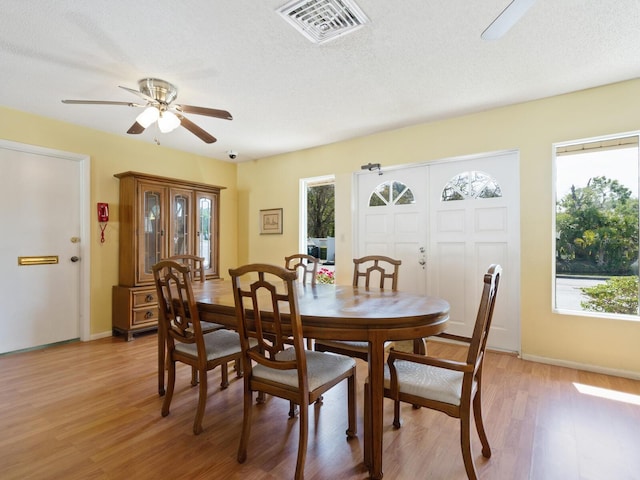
[97,203,109,222]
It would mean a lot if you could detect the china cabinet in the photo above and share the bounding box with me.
[112,171,223,340]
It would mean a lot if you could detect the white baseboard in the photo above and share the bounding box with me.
[520,353,640,381]
[428,336,640,381]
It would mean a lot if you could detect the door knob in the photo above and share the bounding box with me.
[70,256,80,262]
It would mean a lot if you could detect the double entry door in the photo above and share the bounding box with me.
[356,151,520,353]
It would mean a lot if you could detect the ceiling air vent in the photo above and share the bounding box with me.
[278,0,370,44]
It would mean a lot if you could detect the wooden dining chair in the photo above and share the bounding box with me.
[167,254,206,282]
[284,253,319,287]
[285,253,319,352]
[314,255,403,361]
[229,263,357,480]
[158,254,228,396]
[352,255,401,289]
[153,260,250,435]
[370,264,501,480]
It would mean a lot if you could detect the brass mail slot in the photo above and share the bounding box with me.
[18,255,59,266]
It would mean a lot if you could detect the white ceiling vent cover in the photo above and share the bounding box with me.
[278,0,370,44]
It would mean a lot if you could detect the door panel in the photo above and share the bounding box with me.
[195,191,217,277]
[169,188,193,257]
[0,147,82,353]
[137,183,167,284]
[428,151,520,352]
[357,166,428,294]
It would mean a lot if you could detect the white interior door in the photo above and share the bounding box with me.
[356,166,428,294]
[0,143,86,353]
[428,151,520,352]
[356,152,520,353]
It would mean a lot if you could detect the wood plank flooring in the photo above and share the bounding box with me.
[1,333,639,479]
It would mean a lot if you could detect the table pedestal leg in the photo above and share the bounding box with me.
[364,334,385,479]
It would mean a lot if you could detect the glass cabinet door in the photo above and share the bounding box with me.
[169,188,193,257]
[137,183,167,284]
[195,191,218,278]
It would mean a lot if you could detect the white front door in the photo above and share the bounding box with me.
[0,142,87,353]
[428,152,520,352]
[356,165,428,294]
[355,151,520,352]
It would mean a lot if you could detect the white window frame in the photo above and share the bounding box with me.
[552,130,640,321]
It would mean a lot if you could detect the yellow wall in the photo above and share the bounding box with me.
[237,79,640,375]
[2,79,639,375]
[0,106,238,337]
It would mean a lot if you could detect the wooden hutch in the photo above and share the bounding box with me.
[112,171,223,340]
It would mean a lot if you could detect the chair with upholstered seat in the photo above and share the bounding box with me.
[370,264,501,480]
[153,260,250,435]
[314,255,404,360]
[157,254,229,396]
[285,253,319,352]
[229,263,357,480]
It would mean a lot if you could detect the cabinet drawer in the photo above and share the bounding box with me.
[132,289,158,307]
[132,307,159,326]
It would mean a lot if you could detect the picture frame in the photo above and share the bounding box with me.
[259,208,283,235]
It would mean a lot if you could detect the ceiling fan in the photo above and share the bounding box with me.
[62,78,232,144]
[481,0,536,40]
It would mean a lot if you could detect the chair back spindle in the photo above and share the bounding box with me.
[353,255,401,290]
[166,254,206,283]
[285,253,319,286]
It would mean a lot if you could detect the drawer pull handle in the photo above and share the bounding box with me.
[144,311,154,319]
[145,294,154,302]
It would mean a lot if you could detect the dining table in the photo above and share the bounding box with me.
[171,279,450,479]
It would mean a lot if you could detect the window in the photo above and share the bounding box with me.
[554,134,640,318]
[441,170,502,201]
[368,180,414,206]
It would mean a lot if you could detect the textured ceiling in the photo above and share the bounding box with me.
[1,1,640,162]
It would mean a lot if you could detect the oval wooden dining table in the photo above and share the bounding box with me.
[183,280,450,479]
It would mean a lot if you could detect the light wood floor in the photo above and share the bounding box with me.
[1,333,639,480]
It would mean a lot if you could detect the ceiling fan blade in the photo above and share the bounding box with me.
[175,104,233,120]
[127,121,146,135]
[176,114,217,143]
[118,85,157,104]
[62,100,144,107]
[481,0,536,40]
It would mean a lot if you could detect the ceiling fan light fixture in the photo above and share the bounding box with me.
[136,106,160,128]
[157,110,181,133]
[63,77,229,143]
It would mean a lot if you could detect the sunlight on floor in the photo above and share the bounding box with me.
[573,382,640,406]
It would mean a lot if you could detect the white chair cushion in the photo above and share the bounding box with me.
[175,329,249,361]
[383,360,470,406]
[183,321,225,336]
[200,321,225,332]
[253,348,355,391]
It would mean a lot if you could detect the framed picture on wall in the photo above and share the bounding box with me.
[259,208,283,234]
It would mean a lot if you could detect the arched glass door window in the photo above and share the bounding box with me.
[441,170,502,201]
[369,180,415,206]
